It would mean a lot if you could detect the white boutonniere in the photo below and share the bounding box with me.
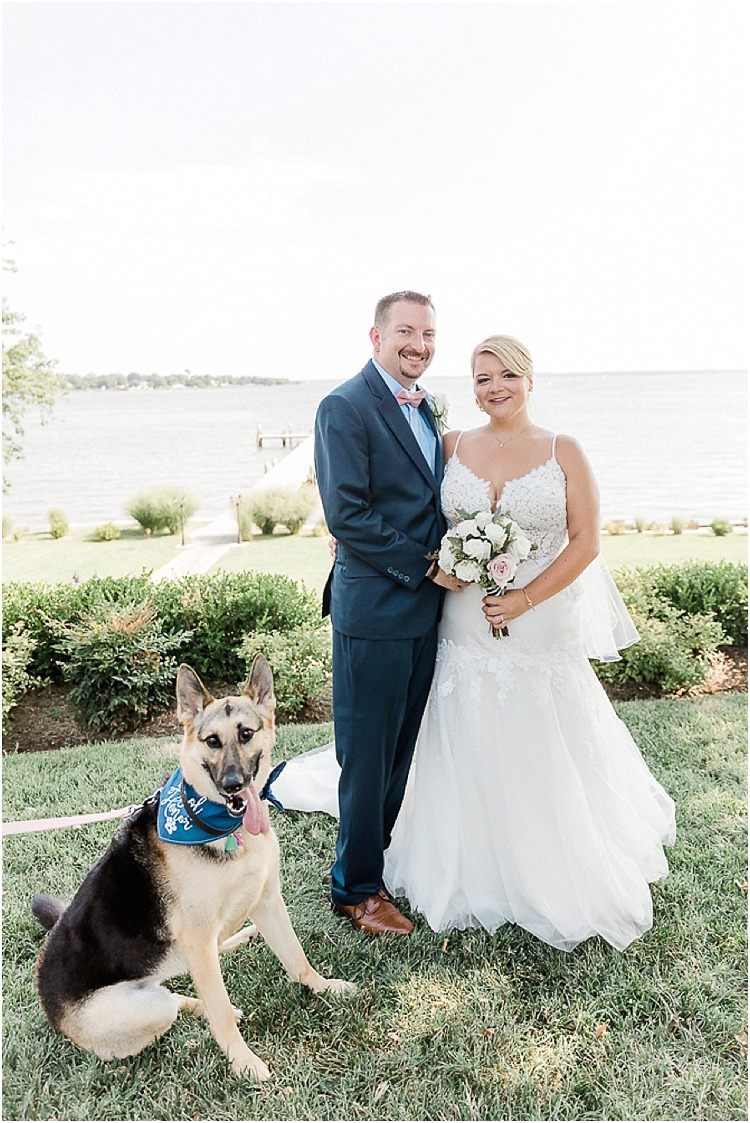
[429,392,450,434]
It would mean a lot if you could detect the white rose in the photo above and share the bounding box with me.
[454,559,484,583]
[484,522,508,547]
[438,540,457,571]
[474,510,492,528]
[453,518,480,539]
[463,537,492,562]
[507,531,532,561]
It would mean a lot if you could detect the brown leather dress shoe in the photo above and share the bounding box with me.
[333,892,414,936]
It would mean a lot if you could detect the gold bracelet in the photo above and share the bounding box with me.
[522,588,535,610]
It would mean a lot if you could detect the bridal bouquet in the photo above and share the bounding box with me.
[435,509,535,637]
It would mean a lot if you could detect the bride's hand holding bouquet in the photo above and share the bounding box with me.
[432,509,535,637]
[481,585,534,635]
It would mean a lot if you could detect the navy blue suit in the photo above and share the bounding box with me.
[315,361,446,905]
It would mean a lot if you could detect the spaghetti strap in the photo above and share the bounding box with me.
[452,431,464,458]
[551,433,558,460]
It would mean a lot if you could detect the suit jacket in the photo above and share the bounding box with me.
[315,361,447,639]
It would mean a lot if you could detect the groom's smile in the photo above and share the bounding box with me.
[399,348,430,372]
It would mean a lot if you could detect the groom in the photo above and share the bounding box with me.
[315,291,458,936]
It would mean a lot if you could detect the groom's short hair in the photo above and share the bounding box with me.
[374,291,435,327]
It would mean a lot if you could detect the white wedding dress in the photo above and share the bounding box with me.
[274,436,676,951]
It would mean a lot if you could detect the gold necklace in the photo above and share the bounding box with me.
[486,422,530,448]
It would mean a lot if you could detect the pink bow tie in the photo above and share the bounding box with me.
[396,388,426,408]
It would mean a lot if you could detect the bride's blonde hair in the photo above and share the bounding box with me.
[471,335,533,378]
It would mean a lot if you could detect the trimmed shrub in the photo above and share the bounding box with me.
[596,559,748,693]
[595,603,724,694]
[670,515,685,535]
[2,515,13,539]
[3,571,321,686]
[247,488,315,536]
[602,520,628,536]
[153,571,320,682]
[126,487,199,535]
[237,623,332,721]
[2,574,156,681]
[50,600,192,734]
[633,515,646,534]
[710,518,734,537]
[48,508,69,539]
[1,624,38,731]
[93,522,121,541]
[617,560,748,647]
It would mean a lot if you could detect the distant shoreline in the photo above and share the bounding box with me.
[59,369,746,391]
[61,374,296,391]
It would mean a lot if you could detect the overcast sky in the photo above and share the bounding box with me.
[2,1,747,380]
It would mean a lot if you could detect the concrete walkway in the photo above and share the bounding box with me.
[150,435,316,582]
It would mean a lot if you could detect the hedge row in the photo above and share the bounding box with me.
[613,559,747,646]
[2,571,326,733]
[2,560,746,736]
[594,559,747,693]
[2,571,321,684]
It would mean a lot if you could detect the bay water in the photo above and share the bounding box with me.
[3,371,746,532]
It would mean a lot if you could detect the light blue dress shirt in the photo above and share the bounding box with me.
[372,360,436,473]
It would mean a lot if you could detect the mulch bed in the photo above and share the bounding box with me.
[4,649,746,756]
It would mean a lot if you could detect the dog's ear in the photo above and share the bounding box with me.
[176,664,214,724]
[243,653,275,712]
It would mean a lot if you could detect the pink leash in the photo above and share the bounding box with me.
[2,805,137,837]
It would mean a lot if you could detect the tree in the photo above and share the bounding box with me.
[2,259,61,490]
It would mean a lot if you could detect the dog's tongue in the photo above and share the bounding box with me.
[241,783,269,835]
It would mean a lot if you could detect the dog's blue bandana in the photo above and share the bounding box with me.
[156,764,287,847]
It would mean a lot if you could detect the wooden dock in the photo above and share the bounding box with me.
[256,423,310,448]
[252,435,316,492]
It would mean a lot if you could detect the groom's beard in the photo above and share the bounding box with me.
[398,350,431,381]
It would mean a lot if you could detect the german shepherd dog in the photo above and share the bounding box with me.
[31,656,353,1080]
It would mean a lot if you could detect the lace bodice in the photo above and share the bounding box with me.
[441,437,568,568]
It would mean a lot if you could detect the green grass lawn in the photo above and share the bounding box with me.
[2,695,746,1121]
[3,524,746,592]
[1,524,188,584]
[209,532,334,592]
[600,529,747,569]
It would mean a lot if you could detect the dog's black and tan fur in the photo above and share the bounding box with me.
[32,656,353,1079]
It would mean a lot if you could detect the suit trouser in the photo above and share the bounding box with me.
[330,626,438,906]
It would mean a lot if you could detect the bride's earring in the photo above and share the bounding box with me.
[475,396,485,412]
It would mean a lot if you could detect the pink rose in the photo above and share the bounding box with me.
[487,554,517,588]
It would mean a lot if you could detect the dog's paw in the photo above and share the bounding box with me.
[321,978,357,995]
[230,1047,270,1081]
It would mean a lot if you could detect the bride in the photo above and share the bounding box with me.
[274,335,676,953]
